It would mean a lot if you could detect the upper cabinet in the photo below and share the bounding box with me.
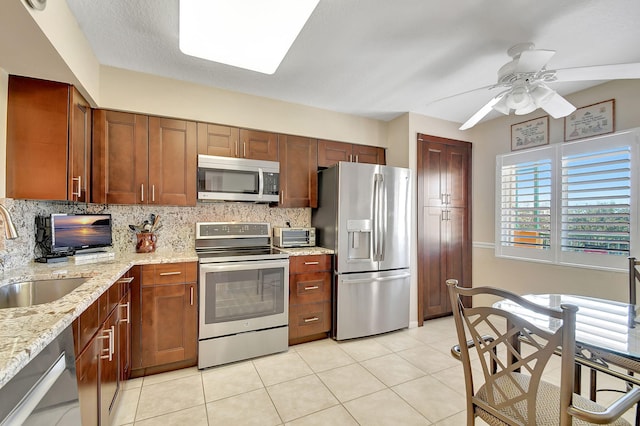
[197,124,278,161]
[93,111,196,206]
[277,135,318,208]
[7,75,91,201]
[317,140,386,168]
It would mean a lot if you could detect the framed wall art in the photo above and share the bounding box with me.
[564,99,615,141]
[511,116,549,151]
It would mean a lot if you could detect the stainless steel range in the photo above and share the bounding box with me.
[195,222,290,369]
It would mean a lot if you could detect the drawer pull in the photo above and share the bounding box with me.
[304,317,320,323]
[117,277,135,284]
[303,261,320,265]
[159,271,182,276]
[304,286,319,290]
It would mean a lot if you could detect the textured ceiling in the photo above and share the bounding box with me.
[65,0,640,126]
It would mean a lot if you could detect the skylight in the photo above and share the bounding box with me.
[179,0,320,74]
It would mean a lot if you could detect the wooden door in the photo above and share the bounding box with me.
[76,336,99,426]
[417,134,472,323]
[92,110,149,204]
[140,283,197,368]
[148,117,197,206]
[278,135,318,207]
[352,144,386,165]
[6,75,69,200]
[317,139,352,167]
[239,129,279,160]
[99,309,119,426]
[68,88,91,202]
[197,122,239,157]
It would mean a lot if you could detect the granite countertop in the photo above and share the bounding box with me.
[0,246,334,389]
[0,250,198,390]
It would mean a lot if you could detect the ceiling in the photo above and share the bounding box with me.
[64,0,640,127]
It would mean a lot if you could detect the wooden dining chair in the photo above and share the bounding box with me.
[446,279,640,426]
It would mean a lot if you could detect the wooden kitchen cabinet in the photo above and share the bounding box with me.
[277,135,318,208]
[6,75,91,201]
[240,128,279,161]
[74,272,133,425]
[317,139,386,168]
[288,254,332,345]
[417,134,472,321]
[93,110,197,206]
[197,123,240,157]
[131,262,198,376]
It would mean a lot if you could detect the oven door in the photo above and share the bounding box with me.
[199,258,289,339]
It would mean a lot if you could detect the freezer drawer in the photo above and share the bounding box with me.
[334,269,410,340]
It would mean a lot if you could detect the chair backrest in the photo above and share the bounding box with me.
[446,279,578,426]
[629,257,640,306]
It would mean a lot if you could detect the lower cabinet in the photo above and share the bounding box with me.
[74,272,133,426]
[288,254,332,345]
[131,262,198,376]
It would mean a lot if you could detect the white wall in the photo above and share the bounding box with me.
[468,79,640,304]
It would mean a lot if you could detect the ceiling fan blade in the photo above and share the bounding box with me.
[426,84,495,106]
[515,49,556,73]
[540,92,576,119]
[554,63,640,82]
[459,94,504,130]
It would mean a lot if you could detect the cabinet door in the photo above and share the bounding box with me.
[278,135,318,208]
[99,309,119,426]
[6,75,69,200]
[317,140,352,167]
[148,117,197,206]
[418,141,448,208]
[76,337,100,426]
[92,110,149,204]
[446,143,472,208]
[141,283,197,368]
[240,129,279,161]
[197,122,240,157]
[119,287,132,381]
[352,144,385,165]
[129,266,143,371]
[68,88,91,202]
[420,206,450,318]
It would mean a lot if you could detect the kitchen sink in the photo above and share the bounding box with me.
[0,277,87,309]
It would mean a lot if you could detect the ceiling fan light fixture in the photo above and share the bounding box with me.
[515,103,537,115]
[179,0,320,74]
[505,85,532,110]
[530,83,555,107]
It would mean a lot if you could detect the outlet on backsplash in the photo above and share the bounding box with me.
[4,199,311,270]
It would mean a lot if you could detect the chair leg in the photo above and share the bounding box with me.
[590,368,597,401]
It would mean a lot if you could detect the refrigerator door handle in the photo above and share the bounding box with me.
[341,273,412,284]
[373,173,384,261]
[380,174,387,261]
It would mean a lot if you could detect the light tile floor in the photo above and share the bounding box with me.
[113,316,637,425]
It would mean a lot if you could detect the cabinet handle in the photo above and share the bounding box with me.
[280,190,283,204]
[141,184,144,202]
[304,261,319,265]
[304,317,319,323]
[72,176,81,198]
[304,286,319,290]
[119,302,130,324]
[159,271,182,276]
[355,155,359,163]
[190,286,194,306]
[349,154,353,162]
[152,185,155,203]
[98,327,113,361]
[243,142,246,158]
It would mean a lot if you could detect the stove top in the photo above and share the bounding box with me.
[195,222,289,263]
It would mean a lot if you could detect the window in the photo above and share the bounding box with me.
[496,130,639,271]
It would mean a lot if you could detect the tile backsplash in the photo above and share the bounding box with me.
[0,198,310,270]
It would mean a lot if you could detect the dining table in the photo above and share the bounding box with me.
[493,293,640,398]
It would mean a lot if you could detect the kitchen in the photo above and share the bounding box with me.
[2,0,640,425]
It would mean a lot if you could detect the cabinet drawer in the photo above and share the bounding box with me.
[290,272,331,305]
[75,299,99,356]
[141,262,197,285]
[289,301,331,338]
[290,255,331,274]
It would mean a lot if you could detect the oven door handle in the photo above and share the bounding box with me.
[1,353,66,426]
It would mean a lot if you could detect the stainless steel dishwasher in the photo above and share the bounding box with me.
[0,325,80,425]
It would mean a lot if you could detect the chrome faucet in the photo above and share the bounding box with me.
[0,204,18,240]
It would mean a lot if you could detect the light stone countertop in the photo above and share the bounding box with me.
[0,246,334,390]
[0,250,198,390]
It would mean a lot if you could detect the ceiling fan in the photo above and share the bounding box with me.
[458,42,640,130]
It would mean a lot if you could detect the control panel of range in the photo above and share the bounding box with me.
[195,222,270,239]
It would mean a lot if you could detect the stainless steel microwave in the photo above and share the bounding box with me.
[197,155,280,202]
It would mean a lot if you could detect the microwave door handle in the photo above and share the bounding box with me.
[258,168,264,198]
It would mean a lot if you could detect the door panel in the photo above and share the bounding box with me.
[378,165,411,271]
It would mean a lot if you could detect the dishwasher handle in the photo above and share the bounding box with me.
[1,353,66,426]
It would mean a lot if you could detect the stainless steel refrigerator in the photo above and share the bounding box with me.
[312,162,411,340]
